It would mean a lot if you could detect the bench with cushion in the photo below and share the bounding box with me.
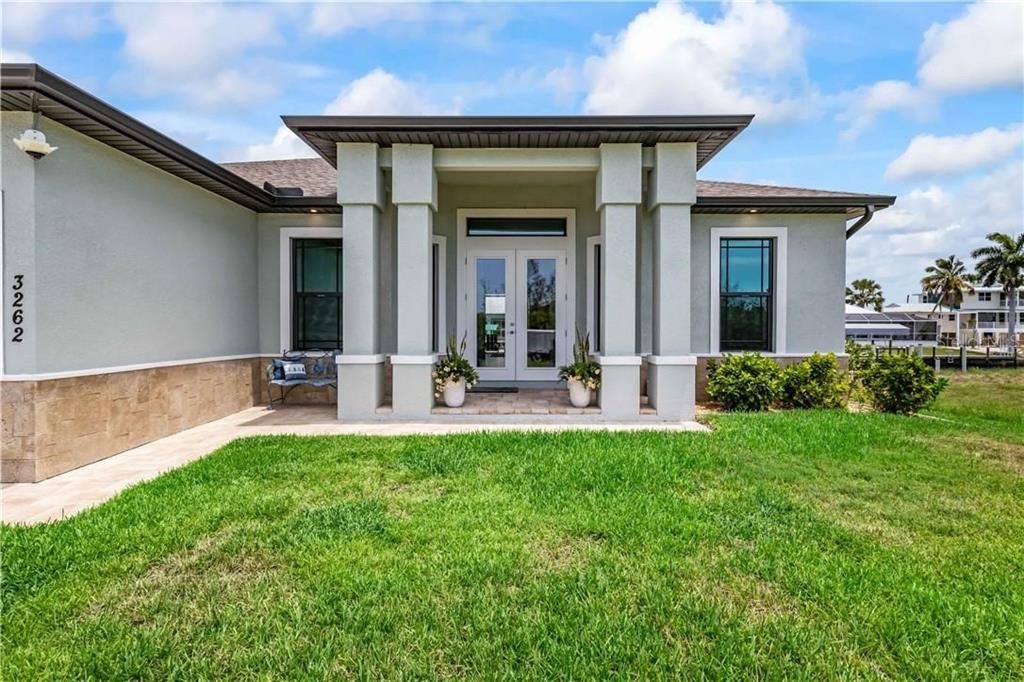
[265,350,338,406]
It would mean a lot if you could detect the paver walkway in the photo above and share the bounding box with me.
[2,406,706,525]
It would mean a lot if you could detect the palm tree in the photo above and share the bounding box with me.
[922,255,973,310]
[971,232,1024,350]
[845,278,885,312]
[920,256,974,344]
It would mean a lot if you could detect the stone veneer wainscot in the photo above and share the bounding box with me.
[1,358,260,483]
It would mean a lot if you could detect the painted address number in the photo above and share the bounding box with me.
[11,274,25,342]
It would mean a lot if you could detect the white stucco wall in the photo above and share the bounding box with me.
[3,119,850,377]
[1,114,260,374]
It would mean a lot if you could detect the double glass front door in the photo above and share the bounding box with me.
[468,249,566,381]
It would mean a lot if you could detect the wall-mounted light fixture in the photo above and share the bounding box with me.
[13,129,58,159]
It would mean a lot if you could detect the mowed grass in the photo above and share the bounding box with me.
[3,373,1023,679]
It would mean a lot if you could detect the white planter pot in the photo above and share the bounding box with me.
[443,378,467,407]
[567,378,593,408]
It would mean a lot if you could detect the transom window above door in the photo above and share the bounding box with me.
[466,217,567,237]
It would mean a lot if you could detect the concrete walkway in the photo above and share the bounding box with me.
[2,406,707,525]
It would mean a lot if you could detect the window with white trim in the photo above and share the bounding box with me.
[710,227,786,355]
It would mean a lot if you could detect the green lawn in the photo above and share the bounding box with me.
[3,373,1023,679]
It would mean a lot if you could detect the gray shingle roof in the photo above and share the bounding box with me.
[218,157,894,211]
[694,180,884,200]
[221,158,336,197]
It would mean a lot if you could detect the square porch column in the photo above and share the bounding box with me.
[390,144,438,417]
[336,143,385,420]
[596,143,642,418]
[647,143,697,420]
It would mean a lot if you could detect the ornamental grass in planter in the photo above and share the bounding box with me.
[558,330,601,408]
[433,335,480,408]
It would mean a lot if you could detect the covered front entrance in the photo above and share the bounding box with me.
[457,209,576,383]
[467,249,566,381]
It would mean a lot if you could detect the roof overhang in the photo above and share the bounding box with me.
[0,64,334,214]
[282,114,754,170]
[694,194,895,218]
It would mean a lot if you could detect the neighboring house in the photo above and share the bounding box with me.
[886,289,1024,347]
[0,64,895,482]
[844,304,937,346]
[955,286,1024,347]
[883,301,954,346]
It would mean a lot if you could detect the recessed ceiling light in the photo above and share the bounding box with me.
[310,208,318,213]
[749,209,758,213]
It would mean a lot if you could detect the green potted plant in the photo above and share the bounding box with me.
[559,329,601,407]
[434,334,479,407]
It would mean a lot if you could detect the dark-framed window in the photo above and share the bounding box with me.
[719,238,774,352]
[292,238,343,350]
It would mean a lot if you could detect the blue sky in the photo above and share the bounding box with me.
[2,1,1021,301]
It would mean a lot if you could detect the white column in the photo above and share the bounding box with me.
[647,143,697,420]
[596,143,642,418]
[336,143,385,420]
[391,144,438,417]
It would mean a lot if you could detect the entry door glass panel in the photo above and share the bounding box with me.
[524,258,557,367]
[476,258,508,368]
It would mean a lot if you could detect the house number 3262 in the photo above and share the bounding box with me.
[10,274,25,342]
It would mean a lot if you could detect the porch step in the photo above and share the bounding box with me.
[432,406,601,416]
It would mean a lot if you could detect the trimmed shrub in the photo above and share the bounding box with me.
[780,353,847,409]
[706,353,782,412]
[861,353,948,414]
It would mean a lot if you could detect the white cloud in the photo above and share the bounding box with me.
[323,68,461,115]
[111,3,285,108]
[838,80,936,142]
[918,1,1024,94]
[839,1,1023,139]
[885,124,1024,181]
[848,161,1023,299]
[240,69,463,161]
[0,48,34,63]
[308,2,428,36]
[579,0,815,122]
[134,109,270,155]
[1,2,99,45]
[305,2,506,50]
[239,126,318,163]
[113,3,278,78]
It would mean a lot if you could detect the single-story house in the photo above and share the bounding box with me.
[844,304,922,345]
[0,64,895,482]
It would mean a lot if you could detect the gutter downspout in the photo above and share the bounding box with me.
[845,204,875,240]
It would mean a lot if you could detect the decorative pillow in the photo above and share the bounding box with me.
[282,361,307,380]
[272,359,286,380]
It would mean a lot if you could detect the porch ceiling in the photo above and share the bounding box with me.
[282,115,753,170]
[436,169,593,186]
